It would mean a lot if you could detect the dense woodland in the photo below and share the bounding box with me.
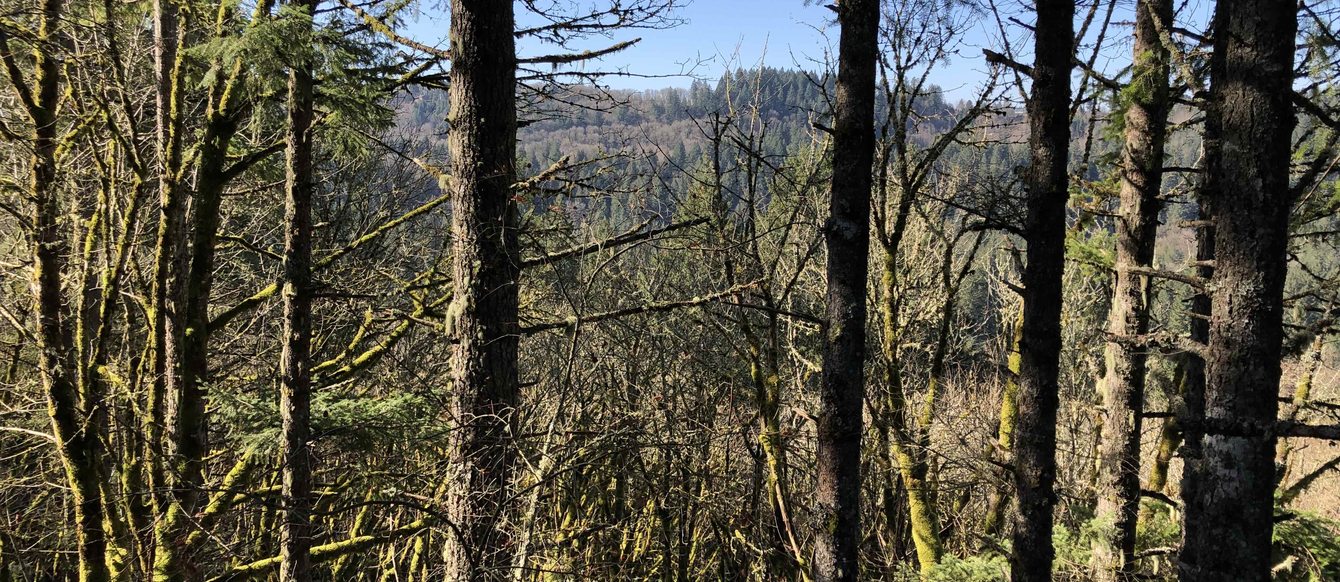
[2,0,1339,580]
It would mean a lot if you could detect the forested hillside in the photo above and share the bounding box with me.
[405,68,840,167]
[2,0,1339,581]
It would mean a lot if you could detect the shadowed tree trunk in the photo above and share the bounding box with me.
[1179,0,1296,578]
[12,0,110,578]
[1276,335,1326,485]
[1175,158,1213,558]
[1144,354,1186,516]
[813,1,878,580]
[178,3,278,543]
[176,38,243,523]
[279,0,317,578]
[1011,0,1073,580]
[444,0,521,579]
[1091,0,1171,577]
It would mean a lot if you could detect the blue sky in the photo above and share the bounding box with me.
[398,1,840,87]
[397,0,1215,101]
[517,1,844,88]
[398,0,1000,99]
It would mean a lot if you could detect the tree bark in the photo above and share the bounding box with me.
[1143,355,1187,522]
[177,74,241,520]
[1092,0,1171,577]
[1276,335,1325,486]
[147,0,191,574]
[279,0,317,579]
[444,1,521,579]
[1010,0,1073,579]
[813,1,878,580]
[1175,194,1213,556]
[21,0,110,579]
[1180,0,1296,578]
[176,0,276,523]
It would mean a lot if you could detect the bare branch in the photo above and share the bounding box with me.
[522,281,760,334]
[521,217,707,268]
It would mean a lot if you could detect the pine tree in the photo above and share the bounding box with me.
[1011,0,1073,579]
[814,1,879,580]
[1180,0,1297,578]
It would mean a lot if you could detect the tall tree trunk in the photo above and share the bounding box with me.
[444,1,520,579]
[1091,0,1171,577]
[20,0,110,578]
[278,0,317,579]
[1175,193,1213,552]
[176,109,237,518]
[813,1,878,580]
[1011,0,1073,579]
[148,0,191,574]
[1180,0,1296,578]
[178,1,275,532]
[278,1,317,576]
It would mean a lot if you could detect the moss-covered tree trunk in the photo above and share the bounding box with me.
[444,0,521,578]
[982,311,1022,538]
[872,118,939,574]
[176,64,241,522]
[20,0,111,578]
[1276,335,1325,485]
[878,226,982,575]
[147,0,191,575]
[1091,0,1171,577]
[1143,356,1187,521]
[278,0,317,578]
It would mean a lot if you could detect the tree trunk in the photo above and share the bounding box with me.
[148,0,191,574]
[1180,0,1296,578]
[179,3,276,531]
[1143,355,1187,523]
[813,1,878,580]
[444,1,521,579]
[1276,335,1325,486]
[982,311,1022,538]
[1176,193,1213,558]
[1091,0,1171,577]
[1173,191,1216,573]
[1011,0,1073,579]
[24,2,110,579]
[177,92,239,514]
[279,0,317,578]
